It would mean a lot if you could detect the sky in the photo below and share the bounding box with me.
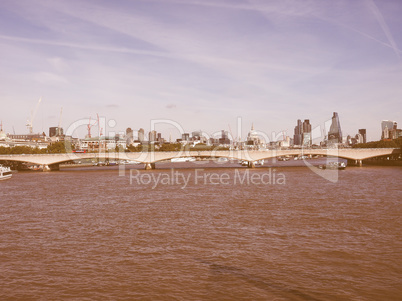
[0,0,401,142]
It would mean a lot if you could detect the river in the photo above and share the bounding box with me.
[1,162,401,300]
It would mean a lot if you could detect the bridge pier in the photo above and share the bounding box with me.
[247,161,255,168]
[144,163,155,170]
[347,159,363,166]
[49,163,60,171]
[42,163,60,171]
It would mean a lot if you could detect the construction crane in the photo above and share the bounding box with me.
[282,129,288,140]
[86,117,97,138]
[228,123,235,148]
[26,97,42,134]
[97,113,103,137]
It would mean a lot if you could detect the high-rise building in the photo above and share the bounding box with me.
[381,120,397,131]
[49,127,63,137]
[126,127,133,138]
[182,133,190,141]
[138,128,145,142]
[293,119,303,146]
[302,119,312,146]
[157,132,163,143]
[328,112,342,144]
[149,130,157,142]
[358,129,366,143]
[381,120,397,140]
[293,119,311,146]
[126,127,134,145]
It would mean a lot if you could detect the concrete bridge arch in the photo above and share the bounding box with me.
[0,148,400,170]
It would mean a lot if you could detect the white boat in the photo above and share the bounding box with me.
[239,160,249,166]
[239,160,263,166]
[121,160,141,165]
[0,165,12,180]
[255,159,264,166]
[171,157,196,162]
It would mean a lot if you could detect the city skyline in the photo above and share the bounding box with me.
[1,0,402,141]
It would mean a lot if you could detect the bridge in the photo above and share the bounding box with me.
[0,148,400,170]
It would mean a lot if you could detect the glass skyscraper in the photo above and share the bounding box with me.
[328,112,342,144]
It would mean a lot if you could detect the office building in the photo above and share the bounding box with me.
[138,128,145,142]
[49,127,63,137]
[381,120,397,140]
[293,119,311,146]
[328,112,343,144]
[358,129,366,144]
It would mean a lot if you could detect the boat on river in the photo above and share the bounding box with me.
[171,157,196,162]
[0,165,12,180]
[318,161,346,170]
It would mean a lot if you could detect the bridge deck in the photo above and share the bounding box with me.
[0,148,400,167]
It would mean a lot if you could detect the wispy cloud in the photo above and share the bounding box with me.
[106,104,119,109]
[33,72,68,85]
[0,34,172,58]
[366,0,401,60]
[166,104,176,109]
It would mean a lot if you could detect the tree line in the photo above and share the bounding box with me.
[352,137,402,149]
[0,142,230,154]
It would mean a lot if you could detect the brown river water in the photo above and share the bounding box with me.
[1,161,401,300]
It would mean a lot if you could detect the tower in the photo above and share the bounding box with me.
[138,128,145,142]
[328,112,342,144]
[358,129,366,144]
[293,119,303,146]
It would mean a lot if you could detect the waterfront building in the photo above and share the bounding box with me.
[8,133,48,142]
[328,112,343,144]
[79,136,127,152]
[3,132,49,149]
